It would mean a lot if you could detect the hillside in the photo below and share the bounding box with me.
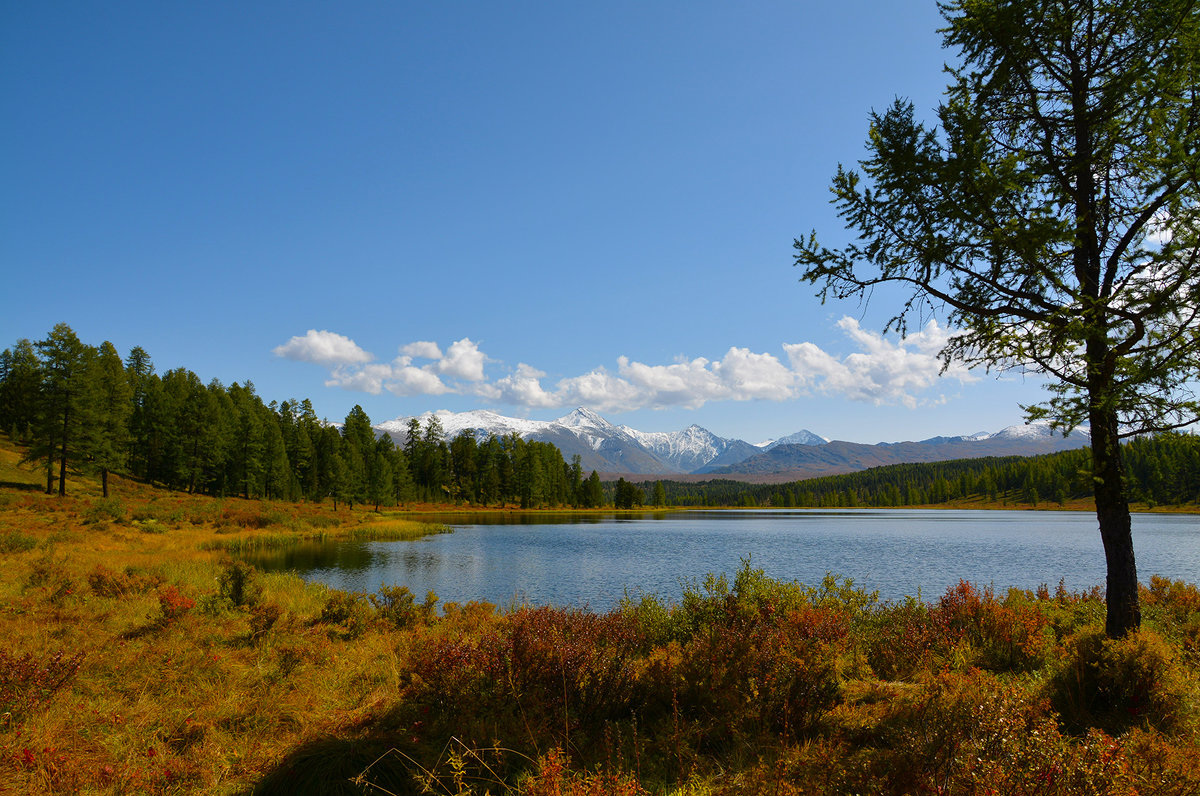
[707,426,1091,480]
[649,433,1200,511]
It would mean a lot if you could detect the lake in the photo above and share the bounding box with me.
[244,509,1200,610]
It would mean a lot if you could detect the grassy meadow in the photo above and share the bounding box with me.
[1,436,1199,794]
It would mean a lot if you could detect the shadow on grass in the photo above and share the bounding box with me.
[253,737,419,796]
[0,480,42,491]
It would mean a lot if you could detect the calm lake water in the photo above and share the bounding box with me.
[245,509,1200,610]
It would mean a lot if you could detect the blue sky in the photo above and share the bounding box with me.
[2,1,1053,444]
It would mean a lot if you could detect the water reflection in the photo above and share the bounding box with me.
[243,540,378,573]
[408,511,671,526]
[242,509,1200,610]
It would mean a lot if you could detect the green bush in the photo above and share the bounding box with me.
[1045,628,1198,736]
[83,497,127,525]
[217,559,262,608]
[0,531,37,554]
[316,590,372,639]
[368,584,437,629]
[133,518,168,534]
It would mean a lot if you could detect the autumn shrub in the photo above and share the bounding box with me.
[1035,579,1109,641]
[1045,627,1198,736]
[369,584,438,629]
[1118,727,1200,794]
[0,649,85,724]
[1144,575,1200,621]
[644,595,847,749]
[865,597,936,681]
[131,503,184,525]
[297,513,342,530]
[134,518,168,534]
[403,630,498,718]
[215,506,287,529]
[248,602,284,641]
[156,584,196,625]
[925,580,1052,672]
[1143,575,1200,661]
[873,669,1063,793]
[618,592,679,649]
[316,590,373,639]
[399,606,645,756]
[503,606,645,738]
[519,747,648,796]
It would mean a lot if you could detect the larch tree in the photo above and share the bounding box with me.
[91,341,132,497]
[26,324,97,496]
[0,339,41,442]
[794,0,1199,637]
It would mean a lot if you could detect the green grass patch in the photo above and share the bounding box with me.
[198,520,452,553]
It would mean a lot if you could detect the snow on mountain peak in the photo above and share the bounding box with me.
[377,409,550,440]
[990,420,1068,440]
[762,429,828,450]
[555,407,612,429]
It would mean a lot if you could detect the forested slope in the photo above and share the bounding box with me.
[647,433,1200,509]
[0,324,600,509]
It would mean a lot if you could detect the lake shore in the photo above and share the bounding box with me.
[2,478,1199,794]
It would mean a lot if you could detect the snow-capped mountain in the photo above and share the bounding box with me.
[377,408,695,475]
[375,409,1091,479]
[376,409,548,441]
[619,424,763,474]
[758,429,829,450]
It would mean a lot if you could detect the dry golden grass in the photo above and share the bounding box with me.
[1,436,1198,795]
[0,441,457,794]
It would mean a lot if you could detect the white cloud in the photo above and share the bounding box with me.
[325,363,393,395]
[436,338,487,381]
[402,341,443,360]
[489,364,560,408]
[387,366,449,396]
[710,347,797,401]
[273,330,373,366]
[555,368,649,413]
[276,318,979,413]
[785,317,975,407]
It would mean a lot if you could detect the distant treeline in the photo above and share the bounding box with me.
[7,325,1196,511]
[640,433,1200,509]
[0,324,601,508]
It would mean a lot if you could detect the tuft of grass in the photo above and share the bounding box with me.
[198,519,450,553]
[0,530,38,554]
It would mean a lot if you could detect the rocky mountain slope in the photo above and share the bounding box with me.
[375,408,1089,479]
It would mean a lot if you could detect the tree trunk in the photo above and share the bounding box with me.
[101,469,109,498]
[58,404,69,497]
[1090,407,1140,637]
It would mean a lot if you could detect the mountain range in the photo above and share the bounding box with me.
[375,408,1091,482]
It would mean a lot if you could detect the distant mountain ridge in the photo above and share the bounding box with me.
[709,422,1090,479]
[375,408,1090,479]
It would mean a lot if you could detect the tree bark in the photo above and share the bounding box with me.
[1090,407,1140,637]
[58,403,69,497]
